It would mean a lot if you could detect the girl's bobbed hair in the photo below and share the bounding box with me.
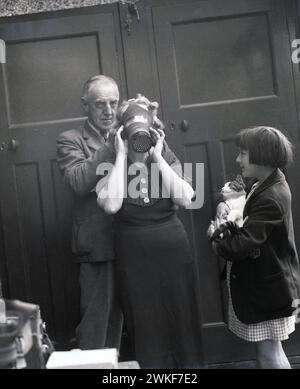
[235,126,293,168]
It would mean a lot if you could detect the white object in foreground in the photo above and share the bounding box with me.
[0,298,6,323]
[46,348,118,369]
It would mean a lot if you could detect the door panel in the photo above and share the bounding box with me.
[7,35,100,124]
[172,14,275,105]
[0,7,125,348]
[152,0,300,363]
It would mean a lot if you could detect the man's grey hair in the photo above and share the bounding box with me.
[82,75,119,101]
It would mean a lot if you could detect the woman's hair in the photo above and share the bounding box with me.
[235,126,293,168]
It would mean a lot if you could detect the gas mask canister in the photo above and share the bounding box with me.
[118,100,155,153]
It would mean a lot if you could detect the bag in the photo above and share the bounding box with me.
[0,299,54,369]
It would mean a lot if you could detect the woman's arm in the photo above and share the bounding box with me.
[97,126,127,214]
[150,129,195,208]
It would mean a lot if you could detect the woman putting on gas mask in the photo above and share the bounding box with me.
[96,96,204,369]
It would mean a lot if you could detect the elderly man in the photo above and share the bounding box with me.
[57,75,122,350]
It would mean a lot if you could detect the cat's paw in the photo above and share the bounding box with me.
[216,202,229,218]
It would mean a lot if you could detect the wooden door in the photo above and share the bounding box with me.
[152,0,300,364]
[0,6,125,349]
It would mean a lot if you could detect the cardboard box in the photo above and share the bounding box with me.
[46,348,118,369]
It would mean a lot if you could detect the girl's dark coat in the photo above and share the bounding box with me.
[215,169,300,324]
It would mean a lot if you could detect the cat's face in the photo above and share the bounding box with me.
[221,176,245,200]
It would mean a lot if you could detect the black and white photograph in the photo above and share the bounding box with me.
[1,0,300,373]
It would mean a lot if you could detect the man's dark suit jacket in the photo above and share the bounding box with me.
[215,169,300,324]
[57,120,115,263]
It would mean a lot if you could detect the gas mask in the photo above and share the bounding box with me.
[117,100,155,153]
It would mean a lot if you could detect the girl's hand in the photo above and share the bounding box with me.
[115,125,128,157]
[149,127,165,162]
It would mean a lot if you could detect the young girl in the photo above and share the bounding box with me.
[213,126,300,369]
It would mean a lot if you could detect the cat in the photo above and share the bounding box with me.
[207,174,246,241]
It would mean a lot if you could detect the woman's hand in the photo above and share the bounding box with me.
[149,127,165,162]
[114,125,128,157]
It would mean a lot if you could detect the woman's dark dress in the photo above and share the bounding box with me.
[114,158,203,369]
